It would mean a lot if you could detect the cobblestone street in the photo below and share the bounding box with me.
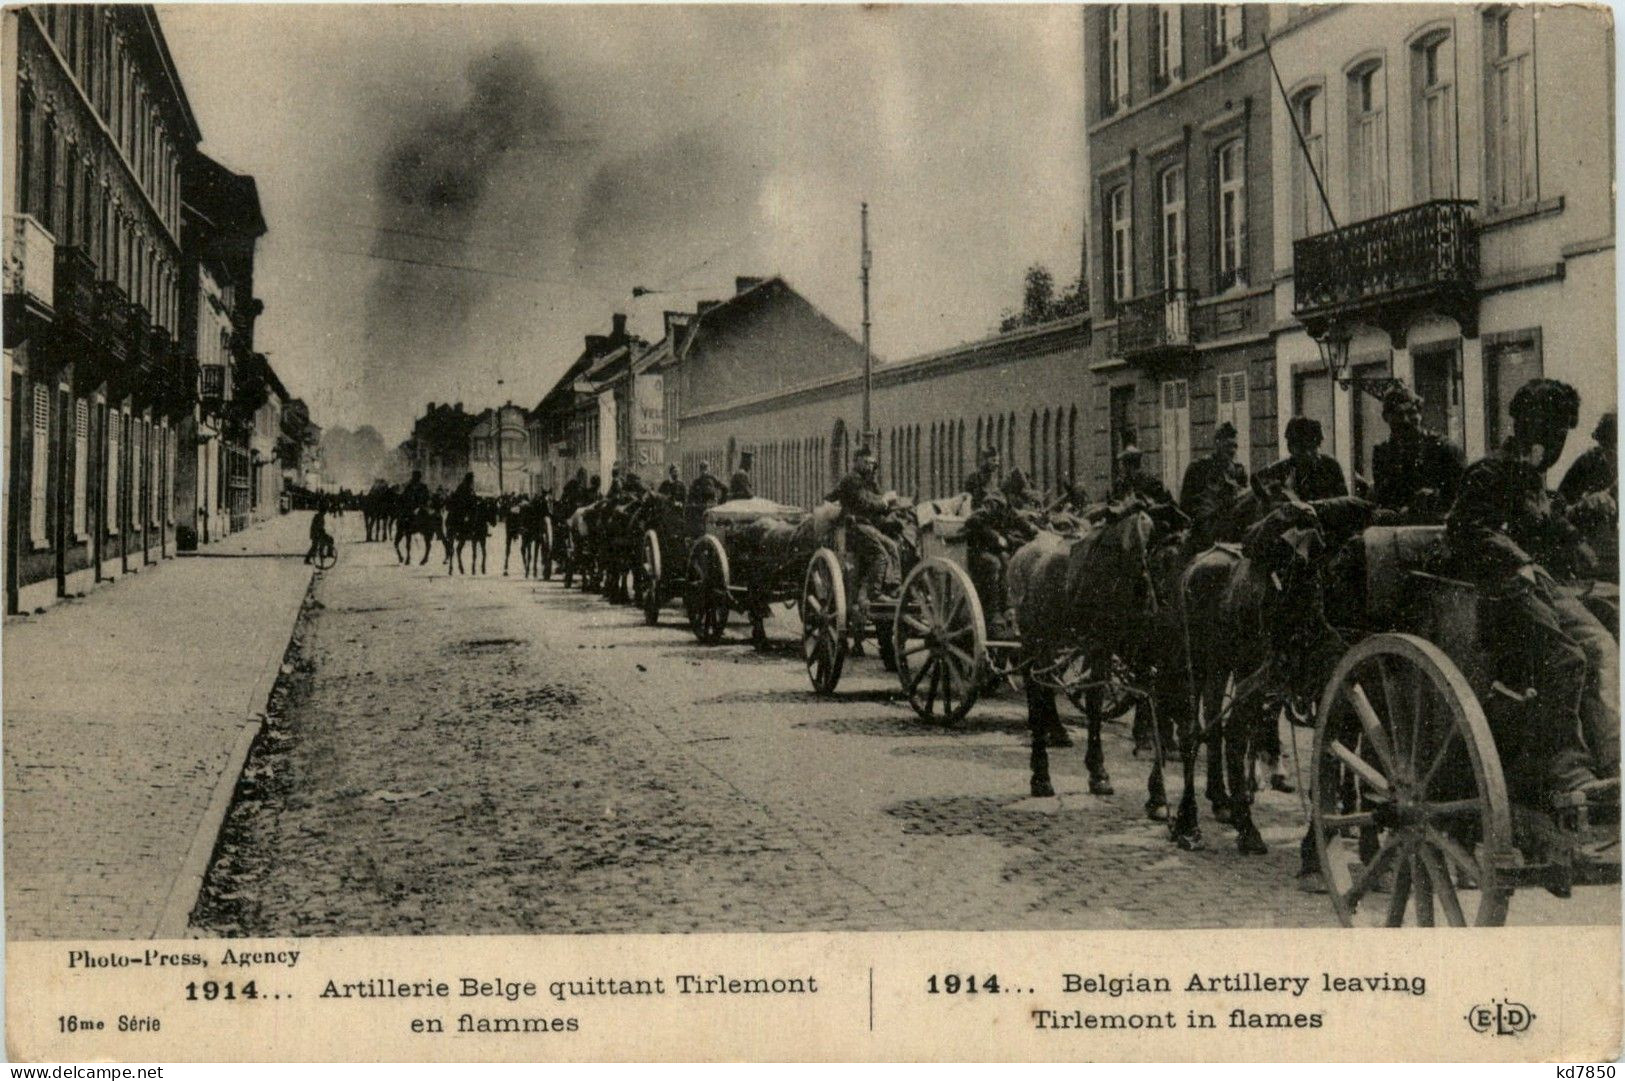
[195,531,1619,935]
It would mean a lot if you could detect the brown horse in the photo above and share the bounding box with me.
[1011,500,1187,813]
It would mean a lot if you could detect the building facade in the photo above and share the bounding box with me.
[407,401,475,493]
[467,402,529,496]
[1270,4,1615,481]
[1084,3,1280,498]
[4,4,200,612]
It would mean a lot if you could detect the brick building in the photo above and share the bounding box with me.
[1084,3,1280,496]
[4,5,200,611]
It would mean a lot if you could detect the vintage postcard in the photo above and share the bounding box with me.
[3,1,1619,1063]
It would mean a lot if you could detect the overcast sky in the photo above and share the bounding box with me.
[157,4,1086,441]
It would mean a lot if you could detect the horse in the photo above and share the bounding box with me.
[1175,496,1374,856]
[566,502,602,591]
[362,483,394,542]
[518,496,554,579]
[394,504,445,566]
[1010,498,1189,814]
[500,496,528,576]
[448,497,499,575]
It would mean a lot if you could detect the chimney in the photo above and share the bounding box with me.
[454,401,463,413]
[611,313,628,340]
[426,401,436,415]
[735,276,765,295]
[585,334,608,355]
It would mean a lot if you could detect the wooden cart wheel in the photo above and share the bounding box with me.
[641,530,663,625]
[315,539,338,571]
[1312,633,1514,927]
[801,547,849,694]
[684,535,732,644]
[894,557,987,725]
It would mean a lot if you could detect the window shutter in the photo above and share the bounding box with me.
[30,385,49,545]
[73,399,88,537]
[107,412,120,534]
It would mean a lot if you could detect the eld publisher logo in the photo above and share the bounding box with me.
[1466,1000,1536,1036]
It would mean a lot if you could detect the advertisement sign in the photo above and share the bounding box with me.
[634,374,665,441]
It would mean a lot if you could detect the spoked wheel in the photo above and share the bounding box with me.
[1057,652,1136,718]
[642,530,663,626]
[800,548,848,694]
[315,540,338,571]
[684,535,732,644]
[894,557,987,725]
[1312,633,1514,927]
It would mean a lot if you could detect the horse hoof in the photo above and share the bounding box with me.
[1296,870,1328,895]
[1174,830,1204,851]
[1031,778,1056,798]
[1090,776,1114,796]
[1144,800,1168,821]
[1237,830,1268,856]
[1047,729,1074,748]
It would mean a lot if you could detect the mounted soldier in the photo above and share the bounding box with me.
[828,445,896,657]
[966,446,1003,508]
[1254,416,1347,502]
[1371,382,1463,523]
[1109,444,1174,505]
[729,451,756,501]
[401,470,430,512]
[1446,378,1618,802]
[1179,421,1248,521]
[967,487,1038,639]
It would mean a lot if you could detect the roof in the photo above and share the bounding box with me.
[187,153,268,239]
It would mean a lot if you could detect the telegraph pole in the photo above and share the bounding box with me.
[495,404,505,496]
[860,202,873,450]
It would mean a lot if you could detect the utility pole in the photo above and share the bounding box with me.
[495,402,506,496]
[860,202,873,451]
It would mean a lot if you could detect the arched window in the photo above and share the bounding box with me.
[1411,29,1456,200]
[955,420,965,491]
[1068,406,1078,483]
[1041,410,1052,491]
[1007,411,1017,467]
[975,417,984,459]
[912,424,921,497]
[1216,139,1247,289]
[1347,59,1388,219]
[1028,411,1038,483]
[1291,86,1329,238]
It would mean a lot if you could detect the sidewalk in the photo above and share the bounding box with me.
[4,512,316,940]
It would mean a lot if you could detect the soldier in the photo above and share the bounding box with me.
[400,469,430,512]
[1371,383,1464,522]
[829,445,896,656]
[1109,445,1174,504]
[1447,378,1618,801]
[658,464,687,503]
[1045,474,1091,517]
[966,446,1003,508]
[966,487,1038,638]
[729,451,755,500]
[1254,417,1347,502]
[1179,421,1248,521]
[1560,411,1618,585]
[688,461,727,507]
[1560,410,1617,505]
[1001,468,1037,510]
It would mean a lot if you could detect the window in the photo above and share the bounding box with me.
[1216,371,1250,471]
[1291,88,1329,238]
[62,142,77,245]
[1216,140,1246,288]
[1106,5,1128,110]
[1483,329,1543,448]
[1413,341,1466,451]
[1159,379,1190,494]
[1212,5,1242,59]
[1154,6,1183,87]
[30,384,49,545]
[73,398,88,537]
[1158,165,1186,290]
[1484,8,1536,208]
[1348,62,1389,220]
[1412,32,1456,200]
[40,121,56,233]
[1107,184,1133,304]
[17,88,33,218]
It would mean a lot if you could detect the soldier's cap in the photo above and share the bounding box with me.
[1284,416,1324,447]
[1380,381,1422,418]
[978,446,1001,464]
[854,445,876,461]
[1509,378,1580,434]
[1116,444,1143,462]
[1214,421,1238,442]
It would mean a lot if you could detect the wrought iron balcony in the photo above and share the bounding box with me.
[52,245,100,334]
[200,363,229,403]
[1113,288,1195,361]
[1293,200,1479,338]
[99,282,131,359]
[5,214,55,319]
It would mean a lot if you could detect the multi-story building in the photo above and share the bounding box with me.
[4,4,199,611]
[1270,4,1615,481]
[175,151,265,544]
[408,401,476,492]
[528,313,635,496]
[248,359,285,522]
[467,402,529,496]
[1084,3,1280,497]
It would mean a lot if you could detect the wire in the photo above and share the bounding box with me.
[306,244,629,295]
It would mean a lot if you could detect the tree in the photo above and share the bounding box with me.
[998,264,1089,333]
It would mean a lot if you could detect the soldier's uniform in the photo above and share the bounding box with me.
[401,478,430,511]
[1447,380,1619,797]
[689,470,727,507]
[829,456,895,652]
[1110,468,1174,505]
[965,490,1037,636]
[1179,453,1248,521]
[658,476,688,503]
[966,464,1001,508]
[1254,452,1347,502]
[728,469,755,501]
[1372,431,1463,520]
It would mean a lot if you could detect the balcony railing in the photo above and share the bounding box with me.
[1114,287,1194,358]
[200,363,228,402]
[52,245,100,332]
[1293,200,1479,316]
[5,215,55,315]
[99,282,131,359]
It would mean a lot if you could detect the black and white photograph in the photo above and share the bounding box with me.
[2,0,1620,1062]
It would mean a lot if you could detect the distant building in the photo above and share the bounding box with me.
[408,401,476,492]
[467,402,529,496]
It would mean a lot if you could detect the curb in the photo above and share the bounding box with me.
[151,563,317,939]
